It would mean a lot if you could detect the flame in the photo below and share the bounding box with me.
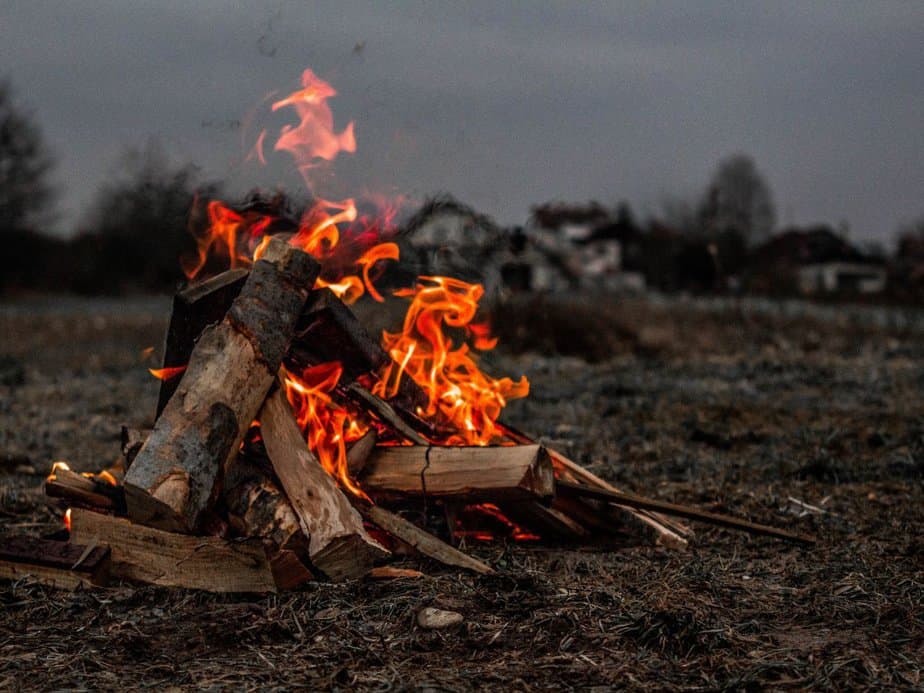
[64,508,71,532]
[374,276,529,445]
[149,365,187,381]
[271,67,356,186]
[283,363,370,500]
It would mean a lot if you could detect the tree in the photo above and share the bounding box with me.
[699,153,776,246]
[0,79,54,233]
[73,141,219,292]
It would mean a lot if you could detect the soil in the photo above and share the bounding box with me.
[1,293,921,690]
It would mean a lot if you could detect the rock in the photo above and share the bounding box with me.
[417,607,463,629]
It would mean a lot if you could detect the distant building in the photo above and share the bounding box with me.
[750,226,886,296]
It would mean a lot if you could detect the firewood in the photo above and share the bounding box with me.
[497,422,690,549]
[68,508,276,593]
[344,383,429,444]
[124,238,318,533]
[556,480,817,545]
[502,502,589,540]
[268,549,315,590]
[44,467,125,513]
[259,387,388,581]
[346,428,378,478]
[285,288,428,413]
[360,444,554,501]
[156,268,249,417]
[222,455,307,555]
[360,504,494,575]
[0,535,110,589]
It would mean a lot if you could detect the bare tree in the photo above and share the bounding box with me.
[0,79,55,232]
[700,153,776,245]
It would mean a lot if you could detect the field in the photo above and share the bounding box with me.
[1,294,921,690]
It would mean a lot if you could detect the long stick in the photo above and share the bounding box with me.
[555,481,816,545]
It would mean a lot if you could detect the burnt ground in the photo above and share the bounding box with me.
[1,293,922,690]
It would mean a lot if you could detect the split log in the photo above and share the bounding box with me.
[361,504,494,575]
[0,535,110,589]
[346,428,378,478]
[45,467,125,513]
[156,268,249,417]
[69,508,276,593]
[344,384,429,445]
[259,387,388,581]
[361,444,555,502]
[124,238,318,533]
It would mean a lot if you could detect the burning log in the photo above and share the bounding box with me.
[124,238,319,533]
[156,268,250,416]
[44,465,125,513]
[259,386,388,580]
[360,444,555,502]
[502,502,589,541]
[68,508,276,593]
[0,536,110,589]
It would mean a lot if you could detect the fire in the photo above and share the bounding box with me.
[149,365,187,381]
[283,362,369,500]
[373,276,529,445]
[64,508,71,532]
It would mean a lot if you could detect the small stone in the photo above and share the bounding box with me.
[417,607,463,629]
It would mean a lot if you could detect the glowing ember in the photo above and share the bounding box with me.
[373,276,529,445]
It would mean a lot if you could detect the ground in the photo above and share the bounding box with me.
[0,293,921,690]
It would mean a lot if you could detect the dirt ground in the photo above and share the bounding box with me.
[1,293,921,690]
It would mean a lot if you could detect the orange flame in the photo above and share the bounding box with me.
[148,365,187,381]
[64,508,72,532]
[374,276,529,445]
[283,363,369,500]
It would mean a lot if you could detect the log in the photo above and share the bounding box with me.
[360,444,555,501]
[346,428,378,478]
[156,268,249,417]
[344,384,429,444]
[498,422,689,549]
[556,481,817,545]
[361,504,493,575]
[285,289,428,414]
[222,455,307,555]
[124,238,318,532]
[69,508,276,593]
[502,502,589,541]
[45,467,125,513]
[259,387,388,581]
[0,535,110,589]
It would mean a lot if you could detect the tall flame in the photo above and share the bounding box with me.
[374,276,529,445]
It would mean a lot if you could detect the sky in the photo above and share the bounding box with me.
[1,1,922,243]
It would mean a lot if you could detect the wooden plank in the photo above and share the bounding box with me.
[260,387,388,581]
[44,467,125,513]
[555,481,817,545]
[361,444,554,501]
[361,504,493,575]
[0,535,110,589]
[69,508,276,593]
[124,238,318,533]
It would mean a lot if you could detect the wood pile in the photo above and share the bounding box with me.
[2,236,813,593]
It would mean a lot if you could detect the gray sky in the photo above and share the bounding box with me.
[2,1,922,242]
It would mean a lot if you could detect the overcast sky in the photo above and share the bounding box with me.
[2,2,922,242]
